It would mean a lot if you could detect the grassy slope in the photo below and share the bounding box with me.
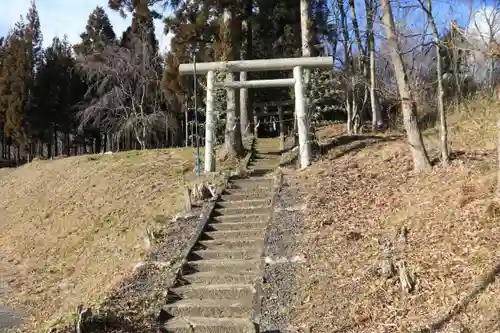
[292,95,500,332]
[0,147,235,331]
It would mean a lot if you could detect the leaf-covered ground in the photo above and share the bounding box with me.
[0,147,241,332]
[291,126,500,332]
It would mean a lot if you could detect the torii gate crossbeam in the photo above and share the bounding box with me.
[179,57,334,172]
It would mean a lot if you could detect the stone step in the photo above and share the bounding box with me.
[163,298,253,318]
[189,248,261,260]
[209,214,268,223]
[213,206,270,216]
[205,221,267,232]
[184,259,262,274]
[201,229,266,240]
[169,283,255,300]
[194,239,264,251]
[162,316,256,333]
[215,198,270,209]
[178,271,260,285]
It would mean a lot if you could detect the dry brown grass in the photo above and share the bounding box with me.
[0,147,239,331]
[444,93,499,150]
[291,96,500,333]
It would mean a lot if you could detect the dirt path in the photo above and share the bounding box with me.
[161,139,282,333]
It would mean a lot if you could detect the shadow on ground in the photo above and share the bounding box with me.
[326,262,500,333]
[414,262,500,333]
[319,135,402,159]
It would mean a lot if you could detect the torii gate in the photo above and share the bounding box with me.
[178,56,334,171]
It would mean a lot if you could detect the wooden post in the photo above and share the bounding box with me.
[278,105,285,151]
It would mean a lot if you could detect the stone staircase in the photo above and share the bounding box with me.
[162,139,281,333]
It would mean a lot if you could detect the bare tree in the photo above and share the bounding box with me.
[417,0,450,165]
[365,0,384,130]
[77,38,169,150]
[348,0,368,133]
[380,0,432,171]
[337,0,355,134]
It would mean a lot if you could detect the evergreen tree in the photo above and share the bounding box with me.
[1,21,29,150]
[25,0,44,147]
[74,7,118,152]
[74,6,117,55]
[111,0,160,54]
[35,36,84,156]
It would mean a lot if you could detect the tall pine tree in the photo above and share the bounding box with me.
[74,6,117,56]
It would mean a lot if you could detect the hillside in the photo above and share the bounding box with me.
[290,95,500,333]
[0,148,236,331]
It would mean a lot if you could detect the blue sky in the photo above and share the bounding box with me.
[0,0,496,53]
[0,0,174,51]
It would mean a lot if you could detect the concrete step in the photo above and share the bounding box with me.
[209,213,268,223]
[248,161,278,167]
[189,248,261,260]
[184,259,262,274]
[162,317,256,333]
[178,271,260,285]
[205,221,267,232]
[226,183,272,191]
[213,206,270,216]
[222,186,272,195]
[201,229,266,240]
[194,239,264,251]
[220,191,270,201]
[163,298,253,318]
[229,177,273,186]
[250,155,278,161]
[169,283,255,300]
[247,165,276,172]
[215,198,270,209]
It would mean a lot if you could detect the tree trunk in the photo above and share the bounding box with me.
[254,107,260,138]
[365,0,383,130]
[223,5,244,157]
[240,0,253,136]
[300,0,312,140]
[497,119,500,199]
[381,0,431,172]
[278,105,285,150]
[338,0,354,134]
[240,71,249,135]
[300,0,312,73]
[349,0,367,134]
[435,30,449,165]
[95,132,102,153]
[185,98,189,147]
[421,0,449,164]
